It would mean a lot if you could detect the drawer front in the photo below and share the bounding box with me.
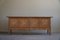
[40,18,50,28]
[15,27,30,30]
[29,18,39,28]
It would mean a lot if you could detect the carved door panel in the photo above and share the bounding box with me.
[9,18,18,28]
[40,18,50,28]
[18,18,29,28]
[29,18,39,28]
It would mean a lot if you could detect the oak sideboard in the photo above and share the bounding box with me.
[8,16,52,34]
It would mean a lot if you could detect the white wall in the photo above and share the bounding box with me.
[0,0,60,32]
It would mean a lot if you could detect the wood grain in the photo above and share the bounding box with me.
[8,16,52,34]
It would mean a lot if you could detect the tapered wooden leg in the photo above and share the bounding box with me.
[47,28,51,35]
[8,28,12,34]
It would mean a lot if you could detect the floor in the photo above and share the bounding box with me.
[0,33,60,40]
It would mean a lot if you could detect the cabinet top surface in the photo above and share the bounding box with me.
[7,16,52,18]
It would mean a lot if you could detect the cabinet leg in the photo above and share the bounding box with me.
[8,29,12,34]
[47,29,51,35]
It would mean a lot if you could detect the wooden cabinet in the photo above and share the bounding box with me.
[8,16,52,34]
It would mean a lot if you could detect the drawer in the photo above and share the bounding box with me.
[15,27,30,30]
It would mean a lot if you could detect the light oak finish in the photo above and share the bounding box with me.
[8,16,52,34]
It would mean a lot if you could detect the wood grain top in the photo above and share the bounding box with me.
[7,16,52,18]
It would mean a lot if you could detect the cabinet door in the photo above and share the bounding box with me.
[9,18,18,28]
[18,18,29,28]
[29,18,39,28]
[40,18,50,28]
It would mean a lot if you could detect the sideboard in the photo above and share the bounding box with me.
[8,16,52,34]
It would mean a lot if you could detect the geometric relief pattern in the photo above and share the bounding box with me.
[10,18,18,27]
[40,18,49,27]
[19,18,29,28]
[29,18,39,28]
